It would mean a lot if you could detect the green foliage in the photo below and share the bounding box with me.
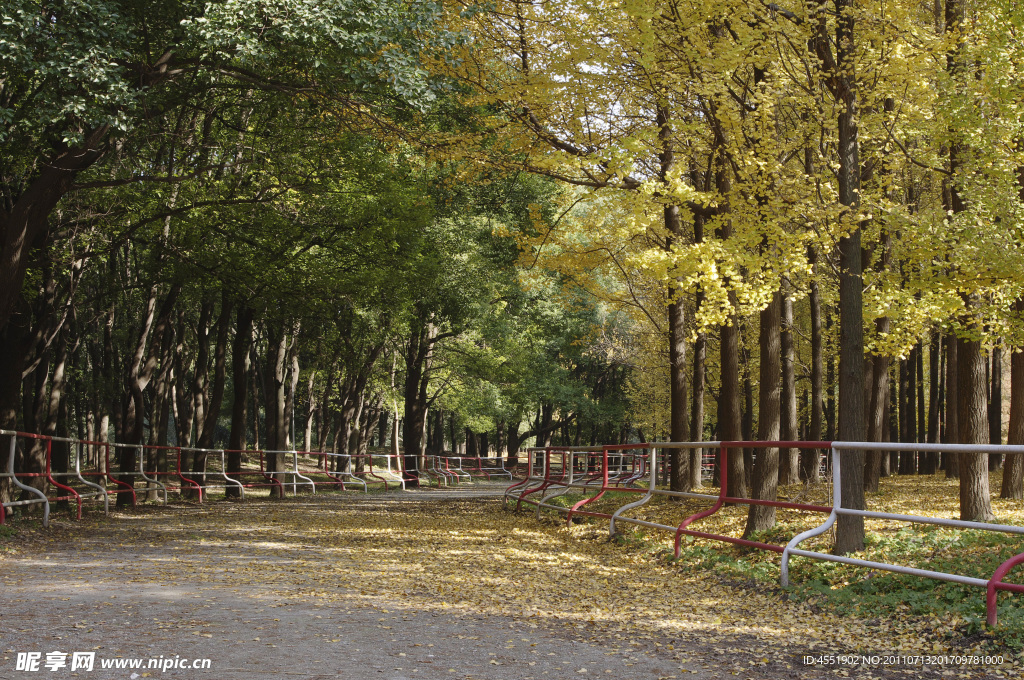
[659,524,1024,652]
[0,0,140,144]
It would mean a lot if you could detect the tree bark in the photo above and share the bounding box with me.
[403,311,436,487]
[779,292,799,486]
[119,284,180,506]
[0,129,108,337]
[659,103,689,492]
[744,291,781,537]
[803,248,824,482]
[283,328,301,450]
[719,314,745,497]
[898,357,913,473]
[944,334,960,476]
[226,306,253,497]
[923,332,941,473]
[263,324,289,496]
[865,318,889,493]
[667,239,689,491]
[194,298,234,487]
[715,157,745,496]
[689,313,706,489]
[956,317,994,521]
[834,25,867,552]
[905,345,920,473]
[989,343,1003,469]
[1003,338,1024,499]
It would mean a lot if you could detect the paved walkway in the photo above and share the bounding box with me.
[0,483,1009,679]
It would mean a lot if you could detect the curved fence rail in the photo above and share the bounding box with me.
[0,430,511,525]
[5,427,1021,626]
[508,439,1024,627]
[782,441,1024,627]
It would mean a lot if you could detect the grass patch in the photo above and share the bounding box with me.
[542,473,1024,654]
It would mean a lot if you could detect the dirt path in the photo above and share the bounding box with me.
[0,484,1014,679]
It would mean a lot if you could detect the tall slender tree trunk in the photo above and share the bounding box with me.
[917,339,926,450]
[688,215,707,489]
[803,248,824,482]
[742,334,755,483]
[719,313,745,497]
[989,343,1003,469]
[905,345,920,473]
[744,291,781,536]
[1003,334,1024,499]
[283,327,301,451]
[957,308,994,521]
[715,156,745,496]
[898,357,913,474]
[865,319,889,493]
[667,244,689,491]
[923,332,942,473]
[194,299,233,488]
[943,0,970,483]
[779,292,799,486]
[944,334,960,477]
[263,324,289,497]
[1003,148,1024,497]
[226,306,253,497]
[825,314,836,441]
[690,307,706,489]
[659,104,689,492]
[403,310,437,488]
[957,340,995,518]
[833,0,868,551]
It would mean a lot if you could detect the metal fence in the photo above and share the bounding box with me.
[0,429,515,525]
[507,440,1024,626]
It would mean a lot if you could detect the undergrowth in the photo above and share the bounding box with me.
[549,473,1024,655]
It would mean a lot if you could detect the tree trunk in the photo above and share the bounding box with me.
[283,328,301,450]
[667,274,689,493]
[688,215,708,489]
[0,129,108,336]
[689,321,705,489]
[1003,338,1024,499]
[898,357,913,474]
[825,314,837,441]
[719,314,745,497]
[833,1,868,550]
[403,311,436,488]
[660,102,689,492]
[923,332,941,473]
[263,324,289,497]
[226,306,253,497]
[944,334,960,476]
[989,343,1003,469]
[715,155,745,496]
[905,345,920,473]
[744,291,781,537]
[779,292,799,486]
[803,248,824,482]
[742,336,755,484]
[865,318,889,494]
[119,284,179,506]
[194,299,233,488]
[957,320,994,521]
[917,339,926,450]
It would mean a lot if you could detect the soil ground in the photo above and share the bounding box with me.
[0,482,1015,679]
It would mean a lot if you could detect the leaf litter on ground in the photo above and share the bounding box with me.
[0,474,1021,678]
